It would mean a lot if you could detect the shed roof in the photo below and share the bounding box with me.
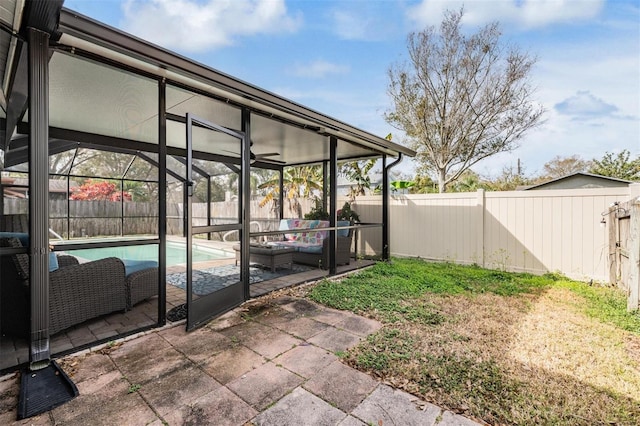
[523,172,634,190]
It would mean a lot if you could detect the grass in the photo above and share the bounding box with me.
[308,258,640,425]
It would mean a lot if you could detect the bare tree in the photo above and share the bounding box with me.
[385,8,544,192]
[539,155,591,180]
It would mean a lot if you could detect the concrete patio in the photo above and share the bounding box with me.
[0,293,482,425]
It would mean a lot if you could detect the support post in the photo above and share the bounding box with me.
[158,79,167,326]
[382,155,388,260]
[278,168,284,220]
[329,137,337,274]
[27,27,51,367]
[241,108,251,300]
[322,160,329,213]
[207,177,212,240]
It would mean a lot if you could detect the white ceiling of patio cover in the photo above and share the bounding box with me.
[46,51,378,165]
[48,51,159,144]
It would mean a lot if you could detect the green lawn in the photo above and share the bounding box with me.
[307,258,640,425]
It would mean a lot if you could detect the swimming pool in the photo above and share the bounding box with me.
[67,241,232,266]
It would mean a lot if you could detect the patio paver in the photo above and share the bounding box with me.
[338,416,366,426]
[254,387,346,426]
[226,362,304,410]
[160,386,257,426]
[307,326,363,353]
[335,314,382,337]
[220,321,301,359]
[200,345,265,385]
[51,370,159,425]
[0,294,483,426]
[269,315,331,340]
[109,334,189,385]
[158,325,232,364]
[137,364,221,417]
[303,360,378,412]
[351,384,441,426]
[274,343,337,378]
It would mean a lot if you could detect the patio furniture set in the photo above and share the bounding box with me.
[233,219,353,271]
[0,220,352,337]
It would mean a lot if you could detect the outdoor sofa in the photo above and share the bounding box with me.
[271,219,352,268]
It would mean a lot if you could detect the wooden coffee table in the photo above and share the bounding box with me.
[233,244,295,272]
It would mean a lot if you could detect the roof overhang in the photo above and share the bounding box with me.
[2,3,414,169]
[54,8,414,162]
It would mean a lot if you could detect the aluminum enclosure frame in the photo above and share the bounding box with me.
[0,1,415,374]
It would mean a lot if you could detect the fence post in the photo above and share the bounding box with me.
[477,189,485,268]
[608,204,618,285]
[628,199,640,311]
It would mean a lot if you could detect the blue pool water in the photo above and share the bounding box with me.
[67,242,232,266]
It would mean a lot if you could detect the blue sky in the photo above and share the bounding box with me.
[63,0,639,178]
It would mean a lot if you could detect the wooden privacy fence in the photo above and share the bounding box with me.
[3,198,313,239]
[353,185,640,310]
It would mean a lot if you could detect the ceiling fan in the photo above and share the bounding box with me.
[223,140,285,164]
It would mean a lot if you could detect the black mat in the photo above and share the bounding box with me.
[18,360,78,419]
[167,303,187,322]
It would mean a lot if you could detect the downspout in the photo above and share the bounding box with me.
[382,153,403,261]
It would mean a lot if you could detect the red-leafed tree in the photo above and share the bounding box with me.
[70,180,132,201]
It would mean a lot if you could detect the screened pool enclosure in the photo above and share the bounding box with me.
[0,1,414,375]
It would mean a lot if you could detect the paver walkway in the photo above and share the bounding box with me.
[0,295,482,425]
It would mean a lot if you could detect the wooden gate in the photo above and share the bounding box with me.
[609,200,640,311]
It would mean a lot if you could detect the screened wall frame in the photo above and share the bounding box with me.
[0,2,414,376]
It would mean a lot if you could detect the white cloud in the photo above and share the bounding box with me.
[408,0,605,29]
[121,0,302,52]
[289,60,349,79]
[555,91,618,119]
[328,4,401,41]
[330,9,375,40]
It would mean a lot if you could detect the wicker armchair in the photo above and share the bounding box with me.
[0,237,128,337]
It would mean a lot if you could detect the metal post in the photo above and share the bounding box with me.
[241,108,251,300]
[322,160,328,213]
[382,155,388,260]
[207,177,212,240]
[329,137,337,274]
[158,79,167,325]
[278,168,284,220]
[66,175,70,238]
[121,156,136,237]
[120,179,125,236]
[27,28,51,367]
[67,146,78,239]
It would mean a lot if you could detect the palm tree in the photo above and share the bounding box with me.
[258,166,323,217]
[339,159,376,202]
